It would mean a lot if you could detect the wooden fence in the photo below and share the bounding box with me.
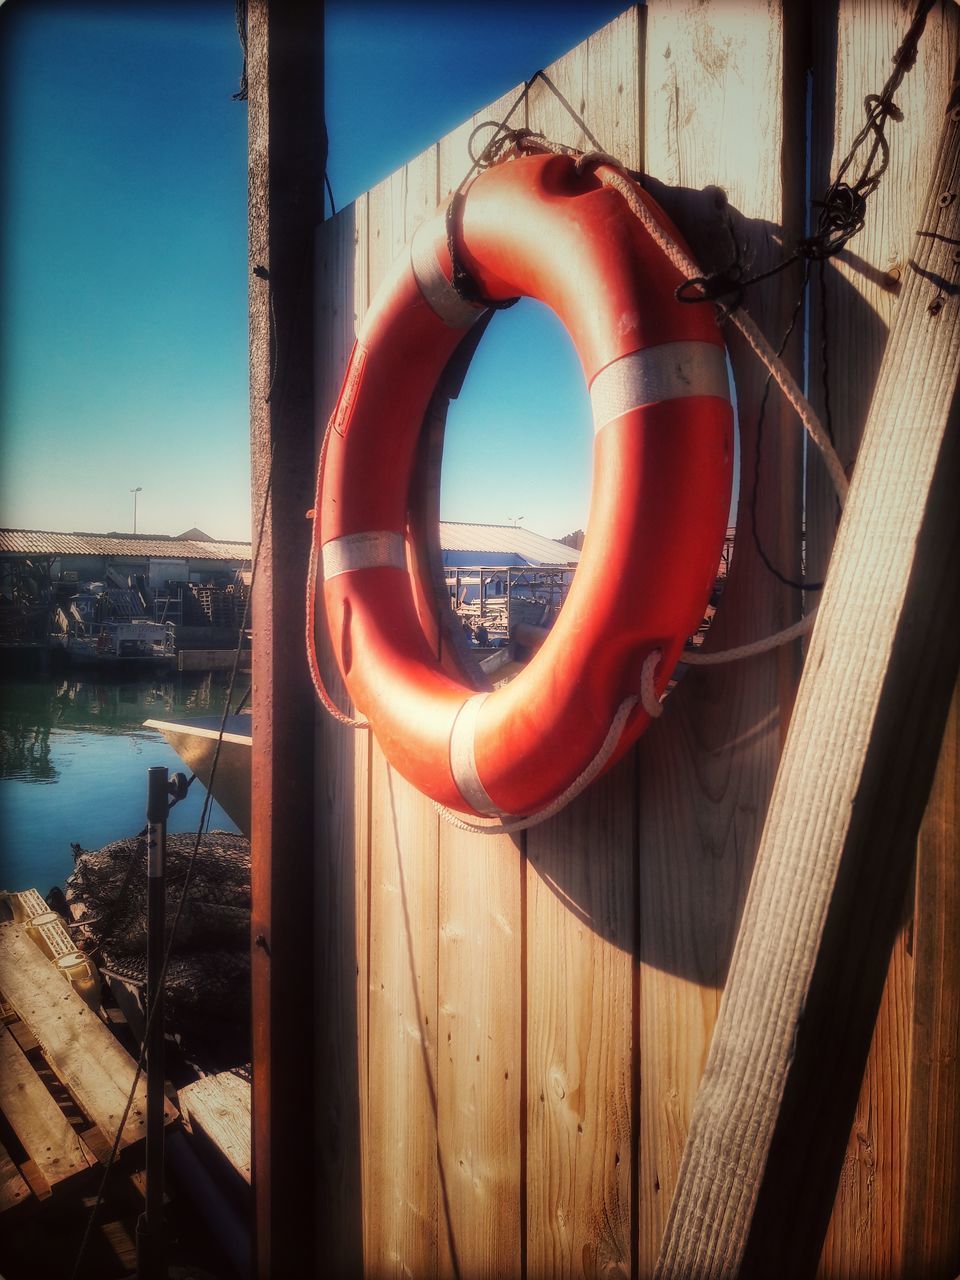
[309,3,958,1275]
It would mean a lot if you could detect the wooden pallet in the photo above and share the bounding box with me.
[0,922,176,1211]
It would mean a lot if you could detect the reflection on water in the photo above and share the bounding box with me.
[0,671,246,895]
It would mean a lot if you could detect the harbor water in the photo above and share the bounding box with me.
[0,670,243,896]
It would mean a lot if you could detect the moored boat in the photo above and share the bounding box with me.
[51,616,176,669]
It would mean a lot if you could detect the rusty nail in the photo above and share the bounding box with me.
[928,294,945,316]
[882,265,902,290]
[951,106,960,121]
[953,249,960,265]
[938,191,955,208]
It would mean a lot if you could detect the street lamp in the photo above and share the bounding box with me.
[131,487,143,534]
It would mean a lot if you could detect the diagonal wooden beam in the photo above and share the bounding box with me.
[655,64,960,1280]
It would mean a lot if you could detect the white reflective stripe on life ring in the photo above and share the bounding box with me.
[590,341,729,434]
[410,218,486,330]
[449,692,511,818]
[322,531,406,580]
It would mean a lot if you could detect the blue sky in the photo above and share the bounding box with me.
[1,0,626,543]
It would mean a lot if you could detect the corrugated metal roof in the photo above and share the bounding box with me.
[438,521,580,565]
[0,523,579,567]
[0,529,252,561]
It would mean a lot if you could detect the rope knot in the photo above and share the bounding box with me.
[574,149,623,174]
[676,269,744,312]
[467,123,541,170]
[802,182,868,259]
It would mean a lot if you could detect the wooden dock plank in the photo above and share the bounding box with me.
[180,1071,251,1185]
[0,925,175,1150]
[0,1137,32,1213]
[0,1026,92,1189]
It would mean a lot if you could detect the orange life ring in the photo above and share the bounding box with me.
[314,152,733,818]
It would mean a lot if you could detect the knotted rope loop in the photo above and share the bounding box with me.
[467,121,540,170]
[445,193,519,312]
[801,182,869,261]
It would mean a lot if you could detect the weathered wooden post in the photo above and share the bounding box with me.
[247,0,324,1273]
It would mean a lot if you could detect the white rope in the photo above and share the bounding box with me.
[640,648,665,717]
[682,611,816,665]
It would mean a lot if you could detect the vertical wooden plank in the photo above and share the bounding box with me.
[314,199,367,1274]
[366,756,441,1276]
[901,683,960,1277]
[806,7,959,1276]
[637,2,804,1271]
[521,13,641,1279]
[655,87,960,1275]
[526,6,642,167]
[432,78,528,1280]
[363,141,444,1278]
[525,765,637,1279]
[435,829,523,1279]
[807,0,958,584]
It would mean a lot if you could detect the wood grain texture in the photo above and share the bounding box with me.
[900,684,960,1280]
[0,1026,92,1189]
[436,827,522,1278]
[360,143,445,1279]
[366,754,441,1276]
[314,200,367,1275]
[246,4,324,1272]
[0,926,174,1150]
[401,80,533,1280]
[519,15,642,1279]
[807,0,959,585]
[180,1070,252,1184]
[806,8,960,1276]
[0,1137,30,1213]
[525,762,637,1280]
[656,84,960,1280]
[637,2,805,1270]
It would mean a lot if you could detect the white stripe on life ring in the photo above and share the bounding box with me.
[590,341,729,434]
[449,692,511,817]
[411,218,487,329]
[322,531,406,580]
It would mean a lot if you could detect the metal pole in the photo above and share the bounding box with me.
[136,764,169,1280]
[131,486,142,535]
